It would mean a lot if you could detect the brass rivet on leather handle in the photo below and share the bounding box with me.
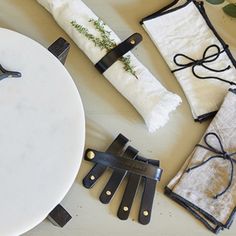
[87,151,95,160]
[90,175,95,180]
[143,210,149,216]
[130,39,136,45]
[123,206,129,212]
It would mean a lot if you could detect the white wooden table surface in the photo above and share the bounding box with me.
[0,0,235,235]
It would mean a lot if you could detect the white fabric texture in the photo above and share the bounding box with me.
[142,0,236,120]
[167,87,236,232]
[37,0,181,133]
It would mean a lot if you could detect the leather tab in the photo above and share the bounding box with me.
[117,172,141,220]
[138,178,157,225]
[95,33,142,74]
[84,150,163,181]
[47,204,72,227]
[83,134,128,188]
[99,146,138,204]
[48,37,70,65]
[138,159,160,225]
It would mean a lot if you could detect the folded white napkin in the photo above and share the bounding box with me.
[142,0,236,121]
[165,87,236,233]
[37,0,181,133]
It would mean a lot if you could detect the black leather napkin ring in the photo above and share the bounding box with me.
[95,33,142,74]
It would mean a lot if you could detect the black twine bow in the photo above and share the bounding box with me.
[171,44,235,86]
[186,132,236,199]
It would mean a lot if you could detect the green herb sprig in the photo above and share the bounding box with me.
[71,19,137,78]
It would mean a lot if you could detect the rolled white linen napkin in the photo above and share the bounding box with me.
[37,0,181,133]
[141,0,236,121]
[165,87,236,233]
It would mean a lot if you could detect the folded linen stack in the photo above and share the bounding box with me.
[165,87,236,233]
[37,0,182,133]
[141,0,236,121]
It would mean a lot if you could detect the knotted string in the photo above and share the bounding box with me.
[171,44,236,86]
[186,132,236,199]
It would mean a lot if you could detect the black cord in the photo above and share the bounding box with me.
[186,132,236,199]
[171,44,235,86]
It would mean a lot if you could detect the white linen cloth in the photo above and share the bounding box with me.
[37,0,181,133]
[166,87,236,233]
[142,0,236,120]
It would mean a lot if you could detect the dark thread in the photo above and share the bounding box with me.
[186,132,236,199]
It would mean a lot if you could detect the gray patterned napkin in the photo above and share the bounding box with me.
[165,87,236,233]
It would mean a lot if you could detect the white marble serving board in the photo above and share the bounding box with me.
[0,28,85,236]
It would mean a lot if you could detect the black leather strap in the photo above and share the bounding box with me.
[117,172,141,220]
[83,134,129,188]
[95,33,142,74]
[84,149,163,181]
[99,146,138,204]
[138,159,160,225]
[48,37,70,65]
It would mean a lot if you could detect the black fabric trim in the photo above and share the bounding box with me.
[229,88,236,94]
[195,89,236,121]
[194,111,217,122]
[165,187,222,228]
[225,207,236,229]
[165,187,236,233]
[194,88,236,121]
[165,187,220,233]
[193,1,236,69]
[140,0,184,24]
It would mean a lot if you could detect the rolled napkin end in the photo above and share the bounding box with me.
[145,93,182,133]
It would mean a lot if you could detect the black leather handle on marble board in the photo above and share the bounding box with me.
[47,37,72,228]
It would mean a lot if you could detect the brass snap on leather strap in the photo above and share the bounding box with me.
[82,134,129,189]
